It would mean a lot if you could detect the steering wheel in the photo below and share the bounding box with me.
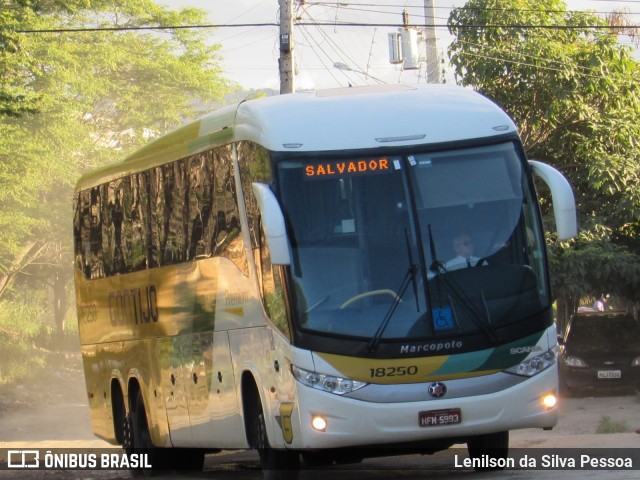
[340,289,400,309]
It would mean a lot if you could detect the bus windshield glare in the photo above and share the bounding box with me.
[277,142,549,343]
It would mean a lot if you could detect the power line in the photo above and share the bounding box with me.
[296,23,344,86]
[13,21,640,35]
[453,39,621,79]
[14,23,279,34]
[459,50,605,79]
[304,2,638,17]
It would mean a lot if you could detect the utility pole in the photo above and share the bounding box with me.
[423,0,440,83]
[279,0,295,94]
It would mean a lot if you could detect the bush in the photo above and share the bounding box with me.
[596,415,629,434]
[0,299,77,385]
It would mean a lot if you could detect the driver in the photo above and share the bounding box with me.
[445,233,486,271]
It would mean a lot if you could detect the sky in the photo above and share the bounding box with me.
[155,1,640,91]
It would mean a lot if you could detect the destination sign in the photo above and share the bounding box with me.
[304,157,392,179]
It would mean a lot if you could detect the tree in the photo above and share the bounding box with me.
[448,0,640,328]
[0,1,40,116]
[0,0,238,335]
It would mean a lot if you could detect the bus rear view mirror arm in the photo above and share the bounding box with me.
[529,160,578,240]
[252,182,292,265]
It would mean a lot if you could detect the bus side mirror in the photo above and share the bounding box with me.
[529,160,578,240]
[252,182,291,265]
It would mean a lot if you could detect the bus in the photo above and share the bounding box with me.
[73,84,577,476]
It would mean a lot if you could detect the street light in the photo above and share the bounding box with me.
[332,62,387,85]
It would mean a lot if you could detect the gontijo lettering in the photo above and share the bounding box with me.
[305,158,390,178]
[108,285,158,326]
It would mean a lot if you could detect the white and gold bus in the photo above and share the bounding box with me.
[73,84,577,476]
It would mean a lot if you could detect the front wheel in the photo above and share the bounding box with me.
[467,430,509,471]
[254,407,299,480]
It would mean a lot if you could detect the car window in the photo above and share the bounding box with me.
[568,316,640,346]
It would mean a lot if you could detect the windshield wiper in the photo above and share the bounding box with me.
[405,229,420,313]
[427,224,445,275]
[364,233,419,353]
[438,273,498,342]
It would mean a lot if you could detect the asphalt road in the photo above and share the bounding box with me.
[1,357,639,479]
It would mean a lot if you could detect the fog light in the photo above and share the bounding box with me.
[542,393,557,409]
[311,416,327,432]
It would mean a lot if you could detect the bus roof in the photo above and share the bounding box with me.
[75,84,518,191]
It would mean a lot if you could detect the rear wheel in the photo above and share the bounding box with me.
[124,390,155,476]
[467,431,509,471]
[128,389,206,475]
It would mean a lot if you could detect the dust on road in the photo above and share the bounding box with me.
[1,353,640,479]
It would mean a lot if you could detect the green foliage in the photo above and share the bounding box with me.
[0,298,78,384]
[596,415,629,434]
[0,0,239,314]
[0,297,69,385]
[549,230,640,301]
[0,1,40,116]
[448,0,640,310]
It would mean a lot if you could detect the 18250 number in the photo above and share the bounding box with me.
[369,365,418,378]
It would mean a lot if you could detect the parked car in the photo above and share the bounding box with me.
[559,311,640,396]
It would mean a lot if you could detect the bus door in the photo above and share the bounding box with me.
[160,336,192,446]
[183,332,212,444]
[187,331,244,446]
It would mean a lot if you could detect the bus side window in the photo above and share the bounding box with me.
[74,191,92,278]
[89,187,104,279]
[235,141,290,336]
[213,146,248,275]
[259,224,291,339]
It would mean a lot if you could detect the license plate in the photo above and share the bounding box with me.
[419,408,461,427]
[597,370,621,379]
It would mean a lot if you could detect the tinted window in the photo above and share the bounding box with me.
[74,146,247,278]
[567,316,640,347]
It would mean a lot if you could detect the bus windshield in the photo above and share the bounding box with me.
[277,142,549,343]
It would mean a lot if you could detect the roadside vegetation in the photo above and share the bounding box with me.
[0,0,239,387]
[449,0,640,332]
[0,296,78,386]
[596,415,630,434]
[2,0,640,387]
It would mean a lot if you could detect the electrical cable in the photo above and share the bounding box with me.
[14,21,640,35]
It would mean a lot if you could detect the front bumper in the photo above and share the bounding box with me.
[282,366,558,449]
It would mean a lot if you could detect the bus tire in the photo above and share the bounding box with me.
[128,389,169,476]
[122,413,134,453]
[250,397,299,479]
[467,430,509,471]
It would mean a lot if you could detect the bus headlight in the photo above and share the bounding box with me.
[291,365,367,395]
[505,348,557,377]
